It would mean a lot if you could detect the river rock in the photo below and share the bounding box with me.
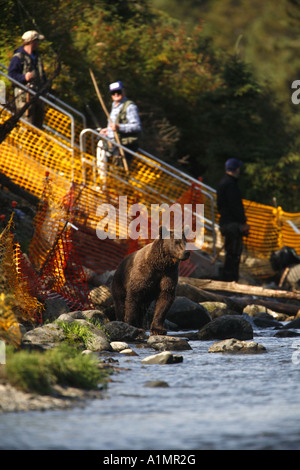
[147,335,192,351]
[166,297,211,329]
[193,315,253,340]
[243,304,288,322]
[144,380,169,387]
[141,351,183,364]
[23,323,66,347]
[103,321,145,341]
[200,301,238,319]
[110,341,129,352]
[81,309,110,325]
[43,297,70,322]
[281,317,300,330]
[274,330,300,337]
[119,348,138,356]
[68,311,86,320]
[89,285,113,309]
[57,313,74,323]
[208,338,267,354]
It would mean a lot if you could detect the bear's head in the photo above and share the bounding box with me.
[159,225,190,262]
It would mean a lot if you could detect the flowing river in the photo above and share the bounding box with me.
[1,323,300,450]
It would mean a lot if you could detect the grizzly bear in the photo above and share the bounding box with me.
[111,226,190,335]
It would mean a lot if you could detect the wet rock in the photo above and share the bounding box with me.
[119,348,138,356]
[252,315,282,329]
[274,330,300,338]
[208,338,267,354]
[103,321,145,342]
[147,335,192,351]
[110,341,129,352]
[166,297,211,329]
[281,317,300,330]
[144,380,169,387]
[192,315,253,341]
[141,351,183,365]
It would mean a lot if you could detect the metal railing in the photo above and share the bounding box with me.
[80,129,217,254]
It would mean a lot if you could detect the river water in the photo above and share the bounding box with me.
[1,321,300,450]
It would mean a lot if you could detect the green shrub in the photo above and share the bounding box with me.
[5,344,111,395]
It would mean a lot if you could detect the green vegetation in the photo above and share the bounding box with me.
[56,320,93,348]
[4,344,110,395]
[56,319,109,348]
[1,0,300,210]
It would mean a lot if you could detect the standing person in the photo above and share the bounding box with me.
[216,158,250,282]
[99,81,142,169]
[8,30,47,128]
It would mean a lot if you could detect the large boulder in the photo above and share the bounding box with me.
[166,297,211,329]
[193,315,253,341]
[23,323,66,347]
[103,321,145,342]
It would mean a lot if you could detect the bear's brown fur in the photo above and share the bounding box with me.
[111,227,190,335]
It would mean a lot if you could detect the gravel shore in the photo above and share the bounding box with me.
[0,381,104,413]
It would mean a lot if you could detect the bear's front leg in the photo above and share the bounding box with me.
[150,290,175,335]
[124,293,144,329]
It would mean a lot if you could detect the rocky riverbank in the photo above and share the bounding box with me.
[2,278,300,414]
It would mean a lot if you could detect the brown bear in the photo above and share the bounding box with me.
[111,226,190,335]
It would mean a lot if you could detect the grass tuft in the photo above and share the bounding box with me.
[5,344,111,395]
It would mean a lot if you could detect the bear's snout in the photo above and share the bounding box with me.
[181,250,190,261]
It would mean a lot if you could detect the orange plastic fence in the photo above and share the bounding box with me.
[1,104,300,281]
[0,213,43,344]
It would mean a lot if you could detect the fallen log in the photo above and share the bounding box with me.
[176,281,244,313]
[180,277,300,301]
[177,279,300,316]
[231,297,300,316]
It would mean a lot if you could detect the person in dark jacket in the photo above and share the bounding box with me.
[217,158,250,282]
[8,30,47,128]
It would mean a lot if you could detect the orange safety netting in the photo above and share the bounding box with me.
[29,177,94,311]
[0,213,43,340]
[1,104,300,282]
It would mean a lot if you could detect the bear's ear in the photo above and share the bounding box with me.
[159,225,169,239]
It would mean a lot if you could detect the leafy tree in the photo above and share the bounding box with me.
[0,0,298,210]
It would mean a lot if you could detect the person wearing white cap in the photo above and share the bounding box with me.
[8,30,47,128]
[99,81,142,168]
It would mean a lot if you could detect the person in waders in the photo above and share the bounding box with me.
[216,158,250,282]
[8,30,47,129]
[99,81,142,170]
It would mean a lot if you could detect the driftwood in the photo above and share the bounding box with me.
[178,277,300,316]
[179,277,300,301]
[230,297,300,316]
[176,281,244,313]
